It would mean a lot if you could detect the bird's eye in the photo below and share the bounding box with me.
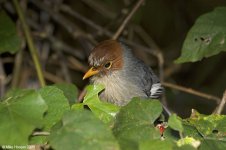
[104,62,112,69]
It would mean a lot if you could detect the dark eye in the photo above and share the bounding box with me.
[104,62,112,69]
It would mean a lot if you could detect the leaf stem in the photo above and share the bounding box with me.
[163,82,221,102]
[213,90,226,114]
[13,0,46,87]
[112,0,145,40]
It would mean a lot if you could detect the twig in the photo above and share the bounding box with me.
[30,0,97,44]
[30,0,82,38]
[112,0,145,40]
[163,82,221,102]
[58,4,158,58]
[11,0,26,88]
[78,86,87,102]
[164,64,181,79]
[60,4,112,37]
[56,50,72,82]
[11,50,23,88]
[81,0,116,19]
[214,90,226,114]
[26,18,85,60]
[32,131,50,136]
[59,4,112,37]
[0,58,6,98]
[49,36,85,60]
[13,0,46,87]
[68,56,88,73]
[43,71,65,83]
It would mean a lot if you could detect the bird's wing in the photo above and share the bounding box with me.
[149,82,164,99]
[136,60,164,99]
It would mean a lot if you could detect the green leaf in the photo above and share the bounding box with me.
[84,84,105,101]
[49,110,120,150]
[177,137,201,148]
[38,86,70,130]
[182,124,203,139]
[0,11,21,54]
[175,7,226,63]
[183,111,226,141]
[83,84,120,123]
[113,98,163,146]
[31,86,70,144]
[0,90,47,145]
[139,139,175,150]
[54,83,78,105]
[139,139,197,150]
[168,114,184,132]
[199,139,226,150]
[71,103,84,110]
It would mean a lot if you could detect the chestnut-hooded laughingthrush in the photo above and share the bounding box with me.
[83,40,164,106]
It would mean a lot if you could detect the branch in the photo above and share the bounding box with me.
[162,82,221,102]
[59,3,159,58]
[214,90,226,114]
[60,4,112,37]
[26,18,85,60]
[0,58,6,98]
[81,0,116,19]
[11,50,23,88]
[30,0,97,44]
[43,71,65,83]
[13,0,45,87]
[112,0,145,40]
[68,56,88,73]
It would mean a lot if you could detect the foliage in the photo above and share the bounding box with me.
[175,7,226,63]
[0,90,47,145]
[0,84,226,150]
[0,11,21,54]
[49,110,120,150]
[72,84,120,123]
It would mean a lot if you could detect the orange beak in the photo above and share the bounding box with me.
[83,67,100,80]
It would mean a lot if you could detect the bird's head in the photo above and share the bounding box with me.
[83,40,124,80]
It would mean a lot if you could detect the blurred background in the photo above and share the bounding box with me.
[0,0,226,117]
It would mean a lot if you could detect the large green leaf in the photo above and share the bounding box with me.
[49,110,120,150]
[54,83,78,105]
[82,84,120,123]
[113,98,163,146]
[140,139,195,150]
[0,11,21,54]
[0,90,47,145]
[183,111,226,141]
[30,86,70,144]
[168,114,184,132]
[199,139,226,150]
[175,7,226,63]
[38,86,70,130]
[139,139,173,150]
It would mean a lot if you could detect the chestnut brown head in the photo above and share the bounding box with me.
[83,40,124,79]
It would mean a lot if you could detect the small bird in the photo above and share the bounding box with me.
[83,40,164,106]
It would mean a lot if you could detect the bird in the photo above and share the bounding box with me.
[83,40,164,107]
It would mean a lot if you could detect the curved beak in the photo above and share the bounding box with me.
[83,67,99,80]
